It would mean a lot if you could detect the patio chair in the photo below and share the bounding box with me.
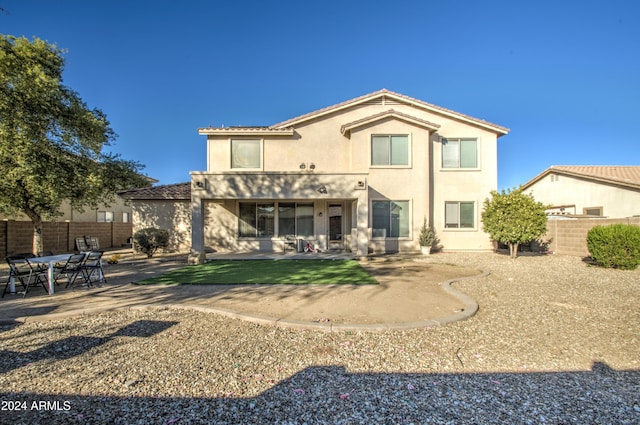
[81,251,106,286]
[26,256,52,286]
[283,235,296,253]
[2,256,32,298]
[55,253,88,288]
[2,255,48,298]
[75,237,89,252]
[85,236,100,251]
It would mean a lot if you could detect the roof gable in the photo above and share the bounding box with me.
[271,89,509,136]
[340,109,441,137]
[522,166,640,191]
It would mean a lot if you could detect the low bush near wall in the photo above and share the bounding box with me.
[133,228,169,258]
[586,224,640,270]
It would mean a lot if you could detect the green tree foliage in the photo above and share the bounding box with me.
[481,188,548,258]
[586,224,640,270]
[0,35,150,253]
[133,228,170,258]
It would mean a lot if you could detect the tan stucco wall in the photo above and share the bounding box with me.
[131,200,191,252]
[524,174,640,218]
[348,118,430,252]
[432,129,499,251]
[199,100,502,253]
[191,174,366,252]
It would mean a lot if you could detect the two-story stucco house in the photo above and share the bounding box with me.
[188,89,509,263]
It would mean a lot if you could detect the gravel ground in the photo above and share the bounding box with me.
[1,252,639,424]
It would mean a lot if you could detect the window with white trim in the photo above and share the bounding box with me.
[372,200,410,237]
[231,139,261,169]
[371,135,409,166]
[122,212,131,223]
[445,201,475,228]
[442,138,478,168]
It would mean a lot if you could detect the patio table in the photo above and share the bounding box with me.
[29,254,73,295]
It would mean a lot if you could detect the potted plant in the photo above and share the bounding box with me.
[419,217,437,255]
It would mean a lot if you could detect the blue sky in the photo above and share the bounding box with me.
[2,0,639,189]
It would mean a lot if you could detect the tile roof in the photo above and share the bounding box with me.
[271,89,510,135]
[119,182,191,200]
[197,89,509,137]
[522,166,640,190]
[198,126,295,136]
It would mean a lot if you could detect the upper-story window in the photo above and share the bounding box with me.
[97,211,114,222]
[442,138,478,169]
[231,139,261,169]
[371,135,409,166]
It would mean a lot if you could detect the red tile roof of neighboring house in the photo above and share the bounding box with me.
[522,166,640,190]
[119,182,191,200]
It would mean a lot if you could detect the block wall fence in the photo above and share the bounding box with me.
[3,217,638,259]
[543,216,640,257]
[1,221,133,258]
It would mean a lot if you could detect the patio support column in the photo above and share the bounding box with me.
[189,194,206,265]
[355,190,369,258]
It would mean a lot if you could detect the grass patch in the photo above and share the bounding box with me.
[135,260,378,285]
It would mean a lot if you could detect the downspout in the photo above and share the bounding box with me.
[429,132,436,233]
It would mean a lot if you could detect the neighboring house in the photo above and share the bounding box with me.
[0,197,134,223]
[182,89,509,262]
[0,176,157,224]
[521,166,640,218]
[119,183,192,252]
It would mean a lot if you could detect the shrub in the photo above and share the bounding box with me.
[481,188,548,258]
[586,224,640,270]
[133,228,170,258]
[418,217,438,248]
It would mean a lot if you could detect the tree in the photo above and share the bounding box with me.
[0,35,150,253]
[481,187,548,258]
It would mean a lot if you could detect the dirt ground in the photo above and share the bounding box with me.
[189,259,481,324]
[0,254,481,326]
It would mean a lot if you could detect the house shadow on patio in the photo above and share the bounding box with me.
[1,362,638,423]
